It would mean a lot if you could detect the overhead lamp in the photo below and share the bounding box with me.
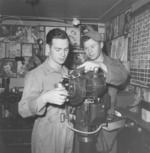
[72,18,80,27]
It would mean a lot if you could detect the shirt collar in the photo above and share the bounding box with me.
[42,58,68,75]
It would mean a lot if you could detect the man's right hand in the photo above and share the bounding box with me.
[43,87,69,105]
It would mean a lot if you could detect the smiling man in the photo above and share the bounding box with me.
[77,27,129,153]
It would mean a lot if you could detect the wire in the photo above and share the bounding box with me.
[66,121,106,135]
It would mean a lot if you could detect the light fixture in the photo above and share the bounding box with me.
[72,18,80,26]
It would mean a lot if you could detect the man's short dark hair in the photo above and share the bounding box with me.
[46,28,70,45]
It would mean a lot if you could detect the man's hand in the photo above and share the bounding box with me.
[43,87,69,105]
[78,61,107,73]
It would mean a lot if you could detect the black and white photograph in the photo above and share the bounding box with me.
[1,58,17,78]
[0,1,150,153]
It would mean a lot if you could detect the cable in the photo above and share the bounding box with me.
[66,121,106,135]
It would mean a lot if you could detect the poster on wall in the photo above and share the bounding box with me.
[11,25,26,42]
[32,43,39,55]
[0,25,13,42]
[6,42,21,58]
[66,27,80,48]
[124,8,132,35]
[24,26,38,43]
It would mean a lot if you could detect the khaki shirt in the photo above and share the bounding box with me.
[19,58,68,118]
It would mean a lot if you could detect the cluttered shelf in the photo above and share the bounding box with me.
[117,107,150,133]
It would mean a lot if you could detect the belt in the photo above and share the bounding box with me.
[48,113,68,123]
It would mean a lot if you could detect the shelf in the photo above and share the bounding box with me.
[117,107,150,132]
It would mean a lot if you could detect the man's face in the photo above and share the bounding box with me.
[49,38,69,65]
[83,38,101,60]
[3,64,11,73]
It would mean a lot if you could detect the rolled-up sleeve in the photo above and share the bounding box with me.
[18,71,47,118]
[105,59,129,86]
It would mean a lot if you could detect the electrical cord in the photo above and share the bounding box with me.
[66,121,106,135]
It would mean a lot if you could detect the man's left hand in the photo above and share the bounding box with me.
[78,61,107,73]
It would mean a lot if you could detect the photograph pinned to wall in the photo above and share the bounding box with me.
[23,56,32,71]
[11,25,26,42]
[141,88,149,102]
[1,58,17,78]
[22,43,32,57]
[17,56,31,78]
[32,43,39,55]
[24,26,38,43]
[118,12,125,36]
[66,27,80,48]
[98,24,105,42]
[0,43,6,59]
[17,60,26,78]
[32,43,46,61]
[5,42,21,58]
[0,25,13,42]
[38,26,45,32]
[124,8,132,35]
[37,39,45,56]
[128,84,135,92]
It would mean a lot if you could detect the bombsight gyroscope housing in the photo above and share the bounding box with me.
[61,67,110,130]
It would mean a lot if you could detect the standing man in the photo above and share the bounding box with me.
[18,29,74,153]
[78,27,129,153]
